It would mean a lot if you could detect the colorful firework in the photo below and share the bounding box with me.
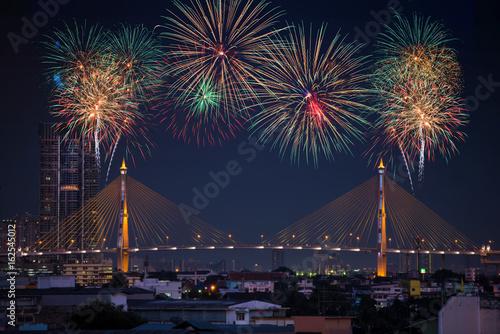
[249,24,372,166]
[107,24,163,100]
[373,13,462,92]
[160,77,245,146]
[44,22,110,169]
[158,0,285,145]
[370,13,467,183]
[44,23,158,174]
[43,21,108,91]
[372,79,467,180]
[51,63,141,156]
[104,24,161,180]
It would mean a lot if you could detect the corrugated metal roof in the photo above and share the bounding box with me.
[129,299,243,309]
[173,321,220,331]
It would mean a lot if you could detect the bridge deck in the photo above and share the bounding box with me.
[7,245,497,257]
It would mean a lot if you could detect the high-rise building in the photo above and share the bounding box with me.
[15,213,40,250]
[38,122,99,247]
[0,219,13,254]
[208,259,226,272]
[272,249,285,270]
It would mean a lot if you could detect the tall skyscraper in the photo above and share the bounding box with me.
[38,122,99,247]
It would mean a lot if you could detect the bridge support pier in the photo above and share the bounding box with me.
[441,254,446,270]
[376,159,387,277]
[116,159,129,272]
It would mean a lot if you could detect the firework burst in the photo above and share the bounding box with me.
[250,24,372,166]
[160,77,245,146]
[51,63,141,155]
[370,13,467,183]
[44,22,159,174]
[43,21,108,91]
[108,24,163,100]
[373,79,467,171]
[158,0,285,145]
[373,13,462,92]
[104,24,161,180]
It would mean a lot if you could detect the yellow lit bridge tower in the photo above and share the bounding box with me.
[117,159,129,272]
[377,158,387,277]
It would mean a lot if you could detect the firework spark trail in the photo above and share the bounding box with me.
[158,0,285,145]
[398,141,414,194]
[250,24,371,166]
[105,134,121,185]
[418,124,425,182]
[95,114,101,170]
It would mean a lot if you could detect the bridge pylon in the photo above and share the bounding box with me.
[377,158,387,277]
[116,159,129,272]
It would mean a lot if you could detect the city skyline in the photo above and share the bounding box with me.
[0,0,499,264]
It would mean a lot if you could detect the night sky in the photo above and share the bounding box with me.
[1,0,499,269]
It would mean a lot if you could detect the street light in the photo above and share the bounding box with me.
[167,236,169,246]
[388,238,392,249]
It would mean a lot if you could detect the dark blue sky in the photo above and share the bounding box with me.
[1,0,499,269]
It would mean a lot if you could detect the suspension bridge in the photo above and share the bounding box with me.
[18,159,496,276]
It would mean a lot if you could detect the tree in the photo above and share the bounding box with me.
[356,295,377,334]
[375,298,411,333]
[431,269,461,283]
[105,272,129,288]
[68,300,147,330]
[283,283,316,316]
[272,266,296,276]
